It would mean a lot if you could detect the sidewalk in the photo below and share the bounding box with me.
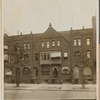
[4,83,96,91]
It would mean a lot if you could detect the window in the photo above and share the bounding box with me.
[74,39,77,46]
[86,38,91,45]
[64,52,68,59]
[40,53,50,60]
[23,43,27,50]
[47,41,49,48]
[23,68,30,75]
[4,45,8,50]
[40,53,44,60]
[78,39,81,46]
[24,54,29,61]
[57,41,60,47]
[4,54,8,61]
[35,53,39,60]
[41,41,44,47]
[44,53,46,60]
[47,53,50,60]
[52,41,55,47]
[87,51,91,58]
[27,42,30,49]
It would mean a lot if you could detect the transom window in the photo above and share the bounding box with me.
[86,38,91,45]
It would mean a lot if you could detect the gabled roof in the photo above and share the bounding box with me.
[41,23,62,39]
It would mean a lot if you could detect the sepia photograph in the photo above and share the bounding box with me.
[3,0,97,100]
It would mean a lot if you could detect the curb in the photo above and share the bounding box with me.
[4,88,96,92]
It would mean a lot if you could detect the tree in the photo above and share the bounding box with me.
[9,43,24,87]
[80,52,94,88]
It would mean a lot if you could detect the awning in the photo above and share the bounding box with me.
[5,71,12,76]
[51,52,61,58]
[61,66,70,74]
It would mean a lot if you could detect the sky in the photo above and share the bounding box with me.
[3,0,97,35]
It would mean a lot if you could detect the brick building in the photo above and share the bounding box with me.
[4,17,96,84]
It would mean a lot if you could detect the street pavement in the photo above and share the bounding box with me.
[4,83,96,91]
[4,83,97,100]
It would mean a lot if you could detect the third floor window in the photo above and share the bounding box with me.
[57,41,60,47]
[74,39,77,46]
[86,38,91,45]
[47,41,50,48]
[78,39,81,46]
[52,41,55,47]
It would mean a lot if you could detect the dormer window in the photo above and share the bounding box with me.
[41,41,44,48]
[52,41,55,47]
[57,41,60,47]
[47,41,50,48]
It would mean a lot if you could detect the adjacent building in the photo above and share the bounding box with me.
[4,16,96,84]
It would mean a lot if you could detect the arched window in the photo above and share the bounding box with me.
[23,67,30,75]
[4,45,8,50]
[74,51,81,59]
[24,54,29,61]
[47,41,50,48]
[52,41,55,47]
[74,39,77,46]
[83,67,92,75]
[86,51,91,58]
[57,41,60,47]
[53,67,58,77]
[78,38,81,46]
[86,38,91,45]
[41,41,44,47]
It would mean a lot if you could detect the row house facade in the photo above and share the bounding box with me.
[4,17,96,84]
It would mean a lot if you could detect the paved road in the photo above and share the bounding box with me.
[4,89,96,100]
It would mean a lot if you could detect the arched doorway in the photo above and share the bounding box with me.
[73,66,79,84]
[23,67,30,83]
[83,67,92,83]
[53,67,58,77]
